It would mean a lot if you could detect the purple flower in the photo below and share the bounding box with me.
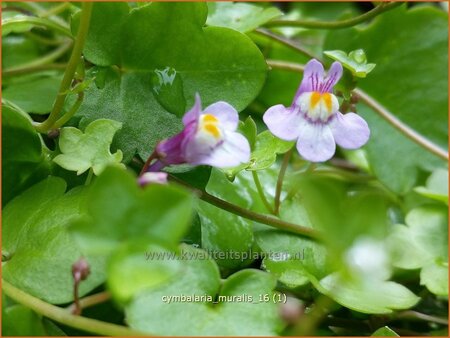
[263,59,370,162]
[147,94,250,171]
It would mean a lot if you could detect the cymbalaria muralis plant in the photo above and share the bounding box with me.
[2,1,448,337]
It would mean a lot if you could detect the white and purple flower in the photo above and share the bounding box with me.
[146,94,250,172]
[263,59,370,162]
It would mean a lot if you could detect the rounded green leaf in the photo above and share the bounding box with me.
[53,119,125,175]
[3,177,105,304]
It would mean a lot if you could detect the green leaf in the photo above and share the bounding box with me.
[389,206,448,296]
[74,3,267,161]
[324,5,448,193]
[70,167,194,256]
[75,69,182,163]
[2,36,40,69]
[225,130,293,178]
[256,229,328,289]
[206,2,282,33]
[420,261,449,297]
[292,173,389,253]
[2,305,66,336]
[2,15,35,36]
[317,273,419,314]
[73,2,129,66]
[107,242,182,303]
[53,119,125,175]
[414,168,448,204]
[371,326,399,336]
[324,49,376,78]
[2,177,105,304]
[3,73,63,115]
[197,168,277,268]
[2,101,50,205]
[248,131,294,171]
[238,116,257,150]
[126,245,282,335]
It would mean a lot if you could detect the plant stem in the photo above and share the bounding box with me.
[267,59,304,73]
[85,168,94,186]
[354,88,448,160]
[2,63,68,77]
[66,291,111,314]
[53,91,84,129]
[254,28,317,60]
[2,16,72,37]
[3,40,72,76]
[2,281,147,336]
[34,2,93,133]
[251,171,275,214]
[274,149,293,215]
[267,59,448,161]
[292,295,335,335]
[170,176,322,242]
[264,2,403,29]
[40,2,71,18]
[394,310,448,326]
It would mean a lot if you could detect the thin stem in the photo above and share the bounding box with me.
[85,168,94,186]
[139,151,158,176]
[267,59,448,161]
[394,310,448,326]
[267,59,304,73]
[40,2,70,18]
[274,149,293,215]
[251,171,275,214]
[66,291,111,314]
[254,28,317,60]
[53,91,84,129]
[35,2,93,133]
[3,40,72,76]
[354,88,448,160]
[2,63,68,77]
[2,281,147,336]
[2,16,72,37]
[292,295,335,335]
[264,2,403,29]
[170,175,322,242]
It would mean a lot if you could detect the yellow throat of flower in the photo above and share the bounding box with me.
[297,91,339,122]
[200,114,221,139]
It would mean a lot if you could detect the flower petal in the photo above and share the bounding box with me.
[193,131,250,168]
[330,112,370,149]
[293,59,324,103]
[263,104,302,141]
[182,93,202,126]
[202,101,239,130]
[296,121,336,162]
[138,172,168,186]
[321,61,343,93]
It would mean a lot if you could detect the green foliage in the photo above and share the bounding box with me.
[2,305,65,336]
[389,206,448,296]
[126,245,283,335]
[2,101,50,205]
[2,2,448,336]
[3,73,63,114]
[414,168,448,204]
[324,49,376,78]
[206,2,282,33]
[371,326,399,336]
[53,119,124,175]
[73,2,267,161]
[324,5,448,194]
[70,167,194,256]
[2,177,105,304]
